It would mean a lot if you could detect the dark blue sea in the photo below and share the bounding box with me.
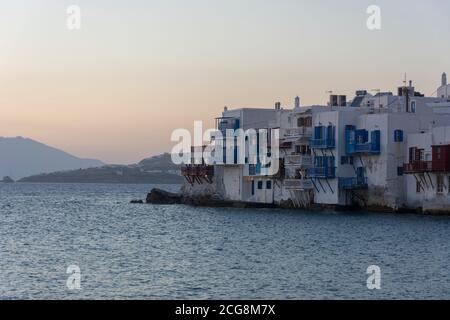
[0,183,449,299]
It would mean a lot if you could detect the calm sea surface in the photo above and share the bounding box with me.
[0,183,449,299]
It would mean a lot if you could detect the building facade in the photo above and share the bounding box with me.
[181,74,450,213]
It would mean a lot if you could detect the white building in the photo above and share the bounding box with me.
[310,80,450,210]
[181,73,450,213]
[404,126,450,213]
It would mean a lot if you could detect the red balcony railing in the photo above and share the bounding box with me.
[404,160,450,173]
[403,161,432,173]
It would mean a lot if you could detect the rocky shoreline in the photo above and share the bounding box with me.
[143,188,277,208]
[137,188,450,215]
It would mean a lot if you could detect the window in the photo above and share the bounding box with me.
[448,176,450,194]
[295,145,301,154]
[257,181,263,190]
[297,117,305,127]
[410,101,416,113]
[436,147,442,160]
[266,181,272,189]
[348,128,355,145]
[314,126,323,140]
[341,156,354,165]
[357,135,364,144]
[305,117,312,127]
[409,147,416,162]
[416,180,421,193]
[251,180,255,195]
[397,167,404,176]
[394,130,404,142]
[437,175,444,194]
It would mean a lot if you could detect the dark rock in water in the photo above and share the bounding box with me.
[1,176,14,183]
[146,188,279,208]
[130,199,144,204]
[146,188,182,204]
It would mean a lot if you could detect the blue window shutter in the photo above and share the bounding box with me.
[314,126,322,139]
[371,130,381,150]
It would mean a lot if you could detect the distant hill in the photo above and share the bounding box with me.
[19,153,183,184]
[1,176,14,183]
[0,137,104,180]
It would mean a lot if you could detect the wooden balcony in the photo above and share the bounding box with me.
[181,165,214,184]
[404,161,432,174]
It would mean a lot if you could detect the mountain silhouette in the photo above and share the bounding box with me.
[0,136,104,179]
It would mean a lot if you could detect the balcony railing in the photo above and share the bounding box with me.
[284,179,313,190]
[284,127,312,138]
[403,161,432,174]
[284,155,313,167]
[353,143,380,155]
[310,138,336,149]
[307,167,336,179]
[404,160,450,173]
[181,165,214,177]
[339,177,368,190]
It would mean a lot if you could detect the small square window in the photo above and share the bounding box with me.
[266,181,272,189]
[394,130,404,142]
[397,167,404,176]
[410,101,416,113]
[257,181,263,190]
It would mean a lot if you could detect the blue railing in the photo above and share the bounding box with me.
[339,177,368,189]
[310,138,336,149]
[308,166,336,179]
[353,143,380,154]
[345,128,381,155]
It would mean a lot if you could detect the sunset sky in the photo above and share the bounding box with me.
[1,0,449,164]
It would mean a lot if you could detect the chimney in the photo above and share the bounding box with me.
[275,102,281,110]
[294,96,300,108]
[338,95,347,107]
[329,95,338,107]
[442,72,447,87]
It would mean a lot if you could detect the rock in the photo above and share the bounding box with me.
[1,176,14,183]
[130,199,144,204]
[146,188,182,204]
